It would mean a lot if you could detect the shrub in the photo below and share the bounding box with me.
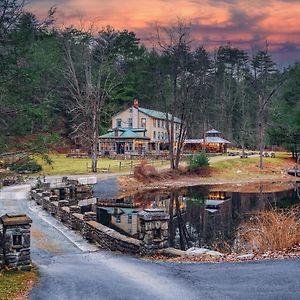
[236,207,300,253]
[188,152,209,172]
[9,160,42,174]
[133,160,159,181]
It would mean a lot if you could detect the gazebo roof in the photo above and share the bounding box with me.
[201,137,231,144]
[206,129,221,134]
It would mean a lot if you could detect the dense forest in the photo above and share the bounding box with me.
[0,0,299,163]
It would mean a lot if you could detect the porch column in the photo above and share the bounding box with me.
[156,142,160,155]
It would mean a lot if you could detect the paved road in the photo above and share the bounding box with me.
[1,183,300,300]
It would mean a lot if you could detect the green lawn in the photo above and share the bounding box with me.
[0,268,38,300]
[36,154,167,176]
[211,152,291,179]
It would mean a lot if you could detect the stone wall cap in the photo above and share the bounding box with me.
[144,208,165,213]
[0,214,32,225]
[138,209,170,220]
[87,221,141,247]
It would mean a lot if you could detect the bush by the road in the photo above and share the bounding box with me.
[9,160,42,174]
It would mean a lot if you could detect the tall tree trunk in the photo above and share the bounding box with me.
[258,110,265,169]
[91,104,98,173]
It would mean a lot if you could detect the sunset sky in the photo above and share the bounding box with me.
[28,0,300,66]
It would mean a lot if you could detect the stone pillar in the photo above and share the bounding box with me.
[83,212,97,222]
[69,206,80,214]
[50,195,59,202]
[58,200,69,208]
[83,212,97,240]
[41,191,51,211]
[0,214,32,271]
[69,206,82,230]
[138,209,169,255]
[57,200,70,221]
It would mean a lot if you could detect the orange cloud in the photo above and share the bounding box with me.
[28,0,300,65]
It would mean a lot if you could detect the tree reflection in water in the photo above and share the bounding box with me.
[96,183,300,251]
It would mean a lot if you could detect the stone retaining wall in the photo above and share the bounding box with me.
[31,187,169,256]
[84,221,141,254]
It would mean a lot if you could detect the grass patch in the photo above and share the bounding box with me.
[211,153,293,179]
[0,267,38,300]
[35,154,168,176]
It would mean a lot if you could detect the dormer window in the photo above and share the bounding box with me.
[116,119,122,127]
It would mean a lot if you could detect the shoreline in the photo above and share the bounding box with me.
[117,173,299,196]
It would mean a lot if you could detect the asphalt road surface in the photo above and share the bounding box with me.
[1,183,300,300]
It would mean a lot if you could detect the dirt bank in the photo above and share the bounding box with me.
[118,168,298,196]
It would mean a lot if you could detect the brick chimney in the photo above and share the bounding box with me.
[132,99,139,128]
[133,98,139,109]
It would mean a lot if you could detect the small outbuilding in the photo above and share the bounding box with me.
[184,129,231,153]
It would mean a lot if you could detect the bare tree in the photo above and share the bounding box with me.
[63,27,121,172]
[156,20,195,169]
[250,48,280,169]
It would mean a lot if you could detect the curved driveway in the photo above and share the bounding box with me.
[1,183,300,300]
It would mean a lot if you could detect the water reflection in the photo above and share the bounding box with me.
[95,183,300,250]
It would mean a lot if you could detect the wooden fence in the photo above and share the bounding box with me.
[86,159,165,173]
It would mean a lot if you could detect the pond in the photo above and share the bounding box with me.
[94,182,300,250]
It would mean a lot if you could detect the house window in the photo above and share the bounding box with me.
[116,118,122,127]
[128,214,132,224]
[141,118,146,128]
[13,235,22,246]
[153,131,156,139]
[162,120,164,128]
[128,118,133,128]
[158,132,161,140]
[153,119,156,127]
[161,132,164,140]
[175,123,179,131]
[157,120,160,128]
[116,215,121,223]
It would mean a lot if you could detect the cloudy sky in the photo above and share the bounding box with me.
[28,0,300,66]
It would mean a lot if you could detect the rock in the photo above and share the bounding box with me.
[236,253,254,260]
[158,247,186,257]
[20,265,31,271]
[185,247,210,257]
[206,250,224,257]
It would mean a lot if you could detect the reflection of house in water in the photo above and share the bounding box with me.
[98,207,141,237]
[94,186,299,250]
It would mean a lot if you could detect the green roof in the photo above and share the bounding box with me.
[119,130,143,138]
[138,107,181,123]
[99,132,115,138]
[99,128,149,140]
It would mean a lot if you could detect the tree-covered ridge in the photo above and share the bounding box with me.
[0,1,299,164]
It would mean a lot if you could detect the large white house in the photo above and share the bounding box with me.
[99,99,181,155]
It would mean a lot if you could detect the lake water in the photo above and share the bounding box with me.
[95,182,300,250]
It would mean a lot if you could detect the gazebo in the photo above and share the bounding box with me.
[184,129,231,153]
